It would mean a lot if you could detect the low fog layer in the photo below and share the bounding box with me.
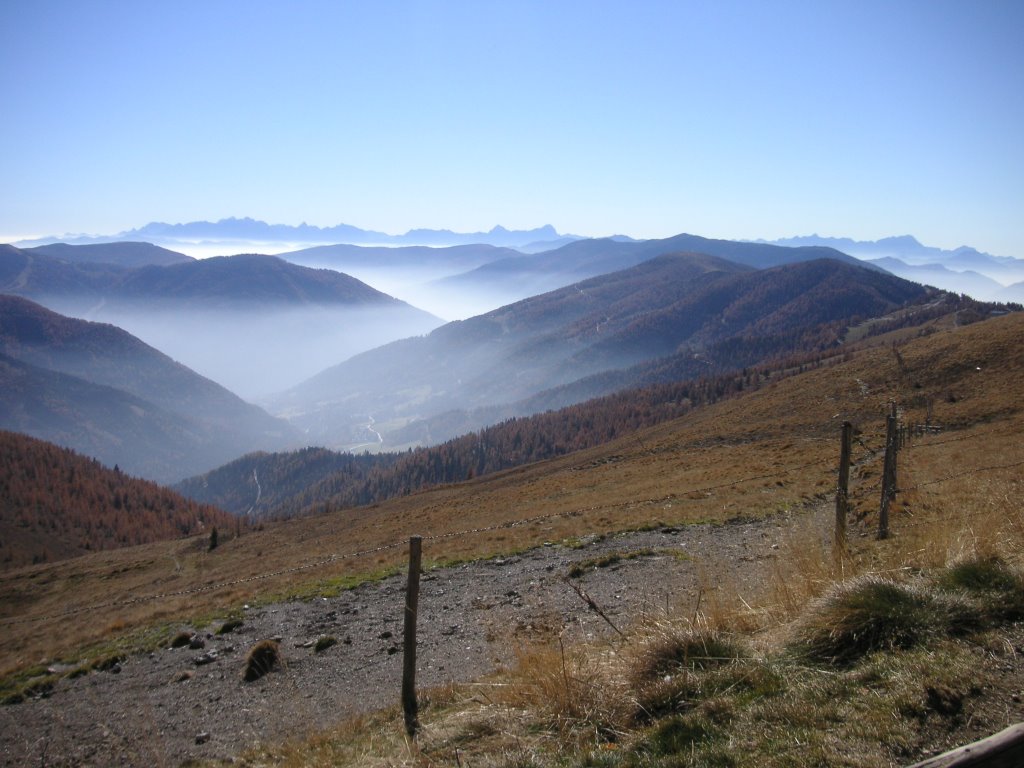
[312,264,536,322]
[40,300,442,400]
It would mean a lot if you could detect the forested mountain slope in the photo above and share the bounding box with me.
[270,256,929,447]
[0,430,234,570]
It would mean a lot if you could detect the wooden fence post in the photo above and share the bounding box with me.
[879,405,898,540]
[402,535,422,738]
[835,421,852,556]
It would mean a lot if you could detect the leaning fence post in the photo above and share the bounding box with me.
[402,535,422,738]
[835,421,852,556]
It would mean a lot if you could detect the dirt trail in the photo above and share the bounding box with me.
[0,507,823,767]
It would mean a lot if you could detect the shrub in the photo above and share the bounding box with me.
[792,576,980,666]
[243,639,281,682]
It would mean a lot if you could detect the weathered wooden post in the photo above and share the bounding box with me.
[835,421,853,556]
[879,407,897,540]
[402,535,422,738]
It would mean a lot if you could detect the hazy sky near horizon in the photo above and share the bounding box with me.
[2,1,1022,256]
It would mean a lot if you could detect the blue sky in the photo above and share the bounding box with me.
[2,1,1022,256]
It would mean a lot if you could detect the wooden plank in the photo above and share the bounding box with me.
[905,723,1024,767]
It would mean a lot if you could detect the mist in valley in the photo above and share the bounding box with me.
[315,264,538,322]
[41,299,444,401]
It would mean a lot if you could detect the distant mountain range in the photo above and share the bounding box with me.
[430,232,872,308]
[26,241,193,267]
[2,221,1019,525]
[0,295,299,482]
[273,232,871,321]
[15,219,1023,302]
[0,244,434,311]
[15,217,581,252]
[764,235,1024,301]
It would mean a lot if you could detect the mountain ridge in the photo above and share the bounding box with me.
[268,255,932,448]
[13,218,580,251]
[0,247,444,396]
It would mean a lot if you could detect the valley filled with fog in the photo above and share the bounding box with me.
[3,228,1023,483]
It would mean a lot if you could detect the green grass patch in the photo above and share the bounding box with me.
[272,565,402,603]
[314,635,338,653]
[790,575,982,666]
[568,548,678,578]
[936,554,1024,621]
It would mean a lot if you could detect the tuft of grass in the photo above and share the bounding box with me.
[216,618,244,635]
[791,575,981,666]
[170,631,194,648]
[632,627,746,682]
[91,653,125,672]
[1,674,58,705]
[646,713,718,757]
[936,554,1024,621]
[567,548,672,579]
[313,635,337,653]
[243,639,281,682]
[498,639,629,739]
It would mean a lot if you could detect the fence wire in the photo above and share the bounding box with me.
[4,415,1019,628]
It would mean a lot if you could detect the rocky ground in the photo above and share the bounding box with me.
[0,511,810,767]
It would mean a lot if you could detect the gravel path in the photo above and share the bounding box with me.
[0,509,818,767]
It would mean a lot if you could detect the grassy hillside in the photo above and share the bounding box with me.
[0,310,1021,766]
[237,314,1024,767]
[1,309,1020,657]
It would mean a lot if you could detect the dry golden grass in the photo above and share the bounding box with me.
[228,311,1024,768]
[2,311,1022,723]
